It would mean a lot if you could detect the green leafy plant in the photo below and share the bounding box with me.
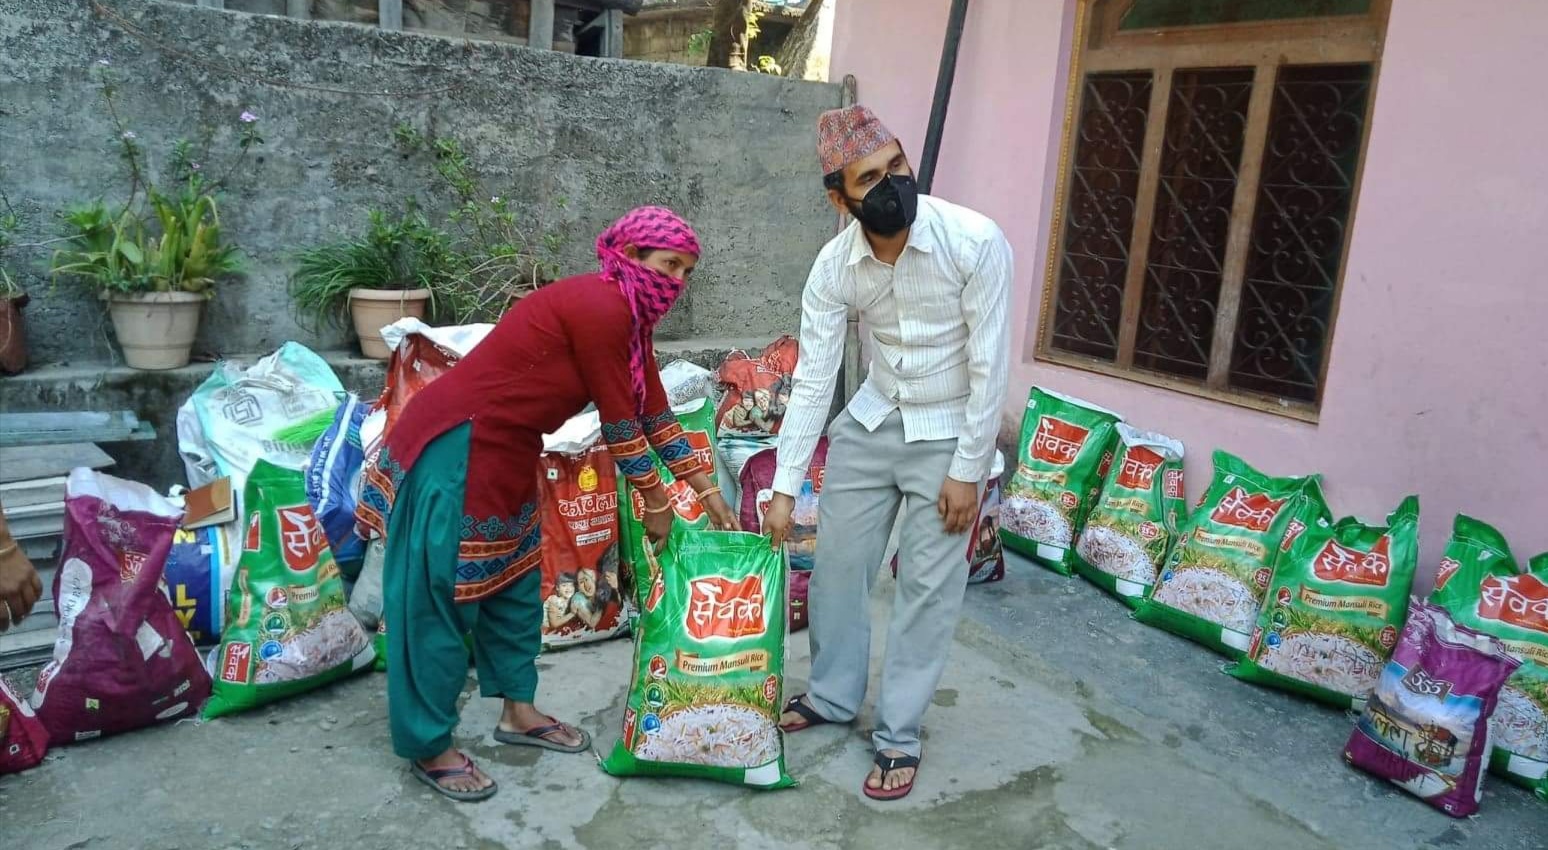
[391,125,568,322]
[0,188,21,299]
[49,61,261,298]
[287,204,457,332]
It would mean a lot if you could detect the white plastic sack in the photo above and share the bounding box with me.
[659,360,719,408]
[176,342,345,492]
[379,317,493,359]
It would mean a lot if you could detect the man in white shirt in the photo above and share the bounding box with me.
[763,105,1012,801]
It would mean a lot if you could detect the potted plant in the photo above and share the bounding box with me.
[0,195,27,375]
[51,181,240,370]
[289,205,455,360]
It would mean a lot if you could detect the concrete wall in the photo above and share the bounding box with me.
[832,0,1548,580]
[0,0,840,365]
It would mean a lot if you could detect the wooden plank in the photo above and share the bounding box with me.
[379,0,403,31]
[0,443,114,484]
[1036,0,1095,359]
[0,624,57,672]
[0,477,67,510]
[1115,67,1172,368]
[1206,63,1278,390]
[1040,348,1318,423]
[0,411,154,447]
[8,514,64,541]
[529,0,556,50]
[1083,32,1378,72]
[286,0,310,19]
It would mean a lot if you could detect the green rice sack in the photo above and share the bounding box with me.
[618,397,722,580]
[601,521,795,789]
[1135,450,1328,657]
[204,461,375,718]
[1429,516,1548,792]
[1227,496,1420,709]
[1001,387,1122,575]
[1072,424,1187,608]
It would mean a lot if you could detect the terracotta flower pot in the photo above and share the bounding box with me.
[0,292,29,375]
[350,288,431,360]
[107,291,205,371]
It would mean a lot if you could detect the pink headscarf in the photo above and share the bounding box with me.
[595,206,702,414]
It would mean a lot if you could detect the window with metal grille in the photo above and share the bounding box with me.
[1038,0,1389,418]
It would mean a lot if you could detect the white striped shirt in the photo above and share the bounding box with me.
[773,194,1013,496]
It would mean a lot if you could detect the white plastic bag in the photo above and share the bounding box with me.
[176,342,345,492]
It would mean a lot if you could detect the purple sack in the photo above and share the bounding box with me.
[1344,599,1521,817]
[739,439,827,574]
[29,470,213,746]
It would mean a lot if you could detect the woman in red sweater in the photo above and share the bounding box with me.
[358,207,738,801]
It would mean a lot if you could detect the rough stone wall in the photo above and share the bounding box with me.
[0,0,840,366]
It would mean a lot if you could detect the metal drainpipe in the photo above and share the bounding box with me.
[917,0,971,195]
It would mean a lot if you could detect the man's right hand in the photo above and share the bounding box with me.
[763,493,796,551]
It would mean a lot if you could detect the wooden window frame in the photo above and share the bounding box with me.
[1035,0,1392,422]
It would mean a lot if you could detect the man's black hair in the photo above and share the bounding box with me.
[823,170,845,193]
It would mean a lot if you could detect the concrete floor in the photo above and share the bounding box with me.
[4,555,1543,850]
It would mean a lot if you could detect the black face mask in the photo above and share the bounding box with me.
[845,173,919,237]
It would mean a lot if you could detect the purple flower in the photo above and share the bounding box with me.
[121,131,137,141]
[239,111,259,124]
[190,163,202,172]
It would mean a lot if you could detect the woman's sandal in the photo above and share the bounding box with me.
[862,752,920,801]
[493,716,592,754]
[778,695,835,733]
[410,755,498,803]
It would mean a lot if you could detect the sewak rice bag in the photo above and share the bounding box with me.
[204,460,375,718]
[30,470,211,745]
[617,397,723,578]
[601,522,794,789]
[1429,516,1548,792]
[1344,600,1520,818]
[1136,451,1328,656]
[1229,496,1420,709]
[1001,387,1122,575]
[1073,425,1186,607]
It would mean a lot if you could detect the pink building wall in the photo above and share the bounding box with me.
[831,0,1548,584]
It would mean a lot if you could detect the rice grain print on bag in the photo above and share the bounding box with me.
[601,522,794,789]
[1001,388,1122,575]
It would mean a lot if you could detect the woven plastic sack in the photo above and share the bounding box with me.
[660,360,720,408]
[1073,426,1185,606]
[739,441,826,631]
[1345,600,1521,818]
[715,337,798,438]
[176,341,344,492]
[1136,451,1328,657]
[601,522,794,789]
[306,393,368,573]
[1429,516,1548,791]
[204,460,374,718]
[1002,387,1122,575]
[617,397,724,577]
[538,441,629,649]
[1228,496,1420,709]
[30,470,211,745]
[1,674,49,774]
[163,525,233,645]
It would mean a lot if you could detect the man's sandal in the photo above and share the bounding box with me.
[778,695,835,733]
[410,755,498,803]
[862,752,920,801]
[493,716,591,753]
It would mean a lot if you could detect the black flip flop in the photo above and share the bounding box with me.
[410,755,498,803]
[779,694,834,733]
[863,752,920,801]
[493,716,591,754]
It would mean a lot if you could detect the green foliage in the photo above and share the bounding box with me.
[49,63,261,298]
[287,204,456,332]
